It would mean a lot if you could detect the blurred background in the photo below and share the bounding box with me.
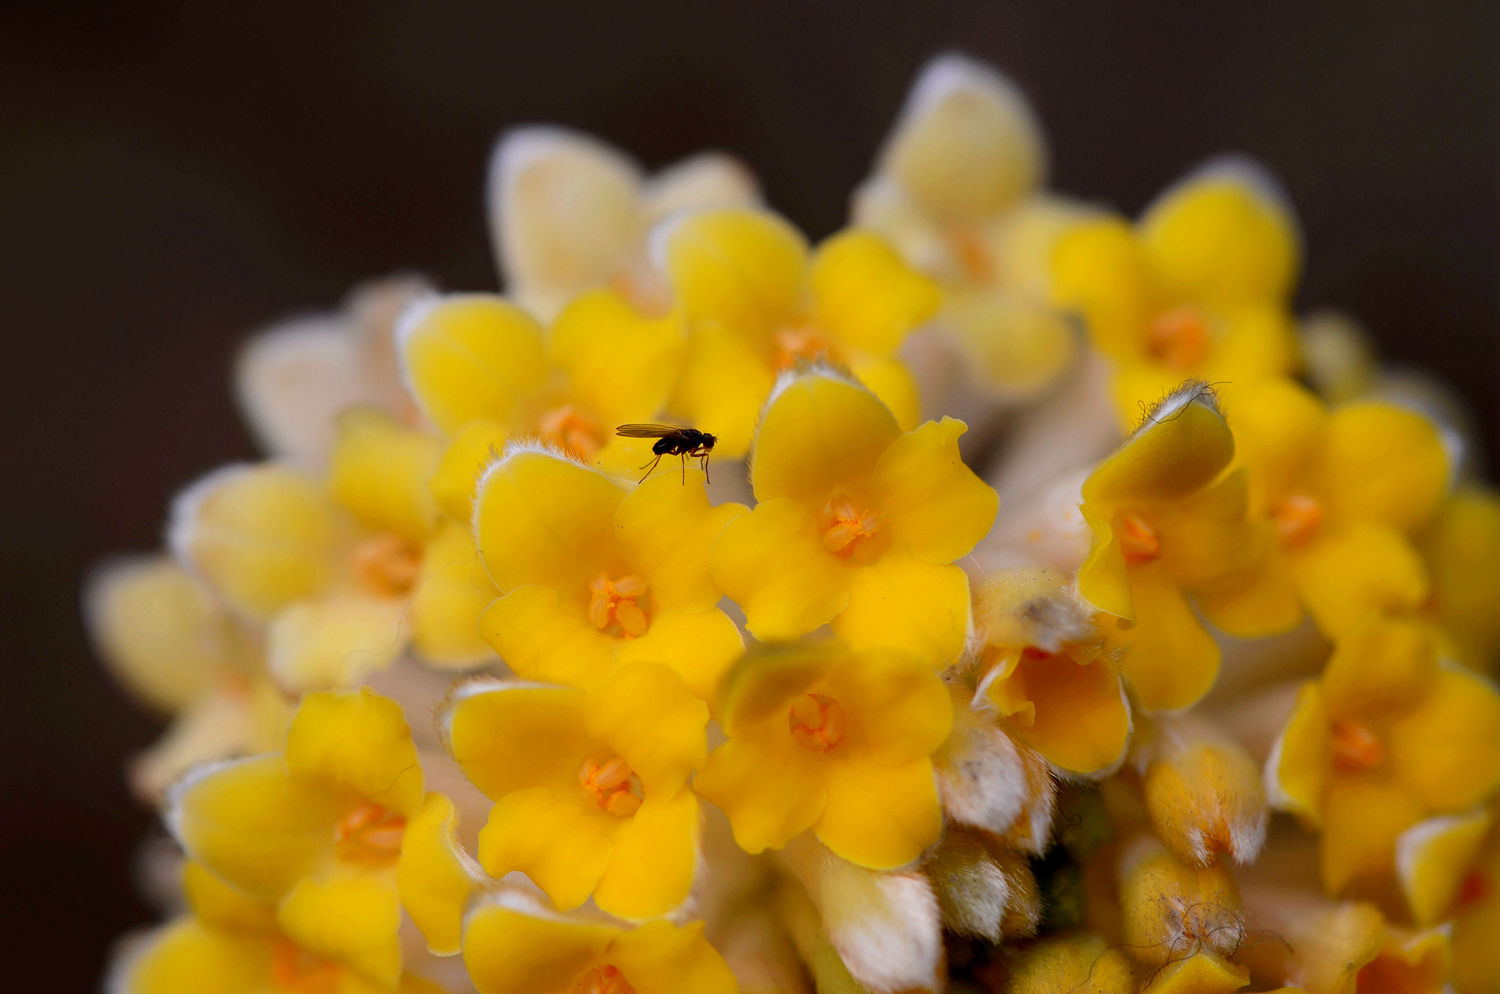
[2,1,1494,987]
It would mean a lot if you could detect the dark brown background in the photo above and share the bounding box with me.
[2,1,1494,988]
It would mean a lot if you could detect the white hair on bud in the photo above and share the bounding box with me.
[1146,154,1299,243]
[897,52,1041,148]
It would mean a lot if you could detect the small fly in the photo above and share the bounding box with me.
[616,424,718,484]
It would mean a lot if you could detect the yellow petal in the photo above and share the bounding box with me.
[592,789,700,920]
[614,607,744,705]
[549,287,684,424]
[168,755,337,899]
[112,918,268,994]
[171,464,352,621]
[997,653,1130,775]
[181,860,279,932]
[1003,932,1136,994]
[410,520,497,667]
[430,420,506,523]
[1423,486,1500,669]
[477,584,617,688]
[476,787,612,910]
[876,53,1044,222]
[585,662,708,796]
[131,682,289,804]
[1076,503,1134,622]
[328,407,442,542]
[1453,842,1500,994]
[266,594,407,692]
[1118,835,1245,964]
[873,416,998,563]
[442,679,592,801]
[462,892,616,994]
[641,151,759,222]
[808,230,939,355]
[659,207,808,336]
[1141,951,1248,994]
[846,351,923,432]
[1326,401,1450,532]
[1049,217,1153,360]
[1320,777,1425,894]
[1139,163,1299,309]
[709,497,852,642]
[1220,376,1327,514]
[823,645,954,765]
[83,555,248,712]
[1145,735,1267,866]
[284,686,424,817]
[1206,302,1299,384]
[397,793,476,956]
[1081,385,1235,506]
[277,871,402,989]
[614,468,747,613]
[1387,664,1500,812]
[472,449,626,596]
[397,294,549,435]
[1288,523,1428,638]
[941,290,1079,401]
[1265,683,1331,826]
[1396,808,1494,927]
[815,757,943,869]
[611,918,739,994]
[1319,614,1438,718]
[666,318,775,459]
[1192,552,1303,639]
[695,724,827,855]
[1108,563,1222,712]
[832,556,972,662]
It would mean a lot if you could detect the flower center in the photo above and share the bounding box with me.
[789,693,847,752]
[587,572,650,638]
[1146,307,1211,371]
[947,227,996,284]
[539,404,605,461]
[1117,512,1161,563]
[820,496,882,558]
[271,937,339,994]
[334,801,407,865]
[1271,494,1323,547]
[578,756,643,817]
[350,534,422,597]
[571,965,636,994]
[772,324,835,372]
[1331,718,1384,772]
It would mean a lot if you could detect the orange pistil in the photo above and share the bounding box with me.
[571,965,636,994]
[1117,513,1161,563]
[334,801,407,865]
[772,324,834,372]
[271,937,339,994]
[947,227,996,284]
[1331,718,1384,772]
[1146,307,1211,371]
[820,495,882,559]
[586,572,650,638]
[789,693,847,752]
[578,757,643,817]
[539,404,605,462]
[351,534,422,597]
[1271,494,1324,546]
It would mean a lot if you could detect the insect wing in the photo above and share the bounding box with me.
[615,423,687,439]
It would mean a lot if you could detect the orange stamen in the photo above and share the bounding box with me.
[350,534,422,597]
[1146,307,1211,371]
[571,965,636,994]
[1457,870,1489,909]
[538,404,605,462]
[947,227,996,283]
[772,324,834,372]
[820,496,882,559]
[579,757,643,817]
[1331,718,1384,772]
[1271,494,1324,546]
[1117,513,1161,563]
[271,937,339,994]
[586,572,651,638]
[334,802,406,866]
[789,693,847,752]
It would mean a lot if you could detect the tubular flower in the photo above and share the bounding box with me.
[853,53,1087,402]
[1265,615,1500,898]
[1419,485,1500,670]
[710,369,997,660]
[397,291,686,476]
[110,862,450,994]
[462,890,738,994]
[1050,160,1301,426]
[487,126,758,320]
[471,446,745,700]
[695,641,953,869]
[168,688,474,974]
[1076,383,1294,712]
[83,555,288,802]
[1224,377,1451,640]
[441,662,707,919]
[655,207,941,456]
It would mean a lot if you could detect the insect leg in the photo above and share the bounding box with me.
[637,453,663,484]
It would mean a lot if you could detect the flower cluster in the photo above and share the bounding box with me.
[91,54,1500,994]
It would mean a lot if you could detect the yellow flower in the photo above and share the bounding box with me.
[397,290,686,476]
[1266,615,1500,897]
[694,641,952,869]
[656,208,940,455]
[488,126,758,320]
[168,688,475,971]
[1076,383,1294,711]
[1420,485,1500,670]
[973,568,1131,776]
[441,662,707,919]
[1440,810,1500,994]
[1051,160,1301,425]
[235,274,433,466]
[853,53,1087,401]
[1001,932,1138,994]
[1225,377,1450,639]
[1116,834,1246,969]
[462,889,737,994]
[471,446,745,700]
[709,369,996,660]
